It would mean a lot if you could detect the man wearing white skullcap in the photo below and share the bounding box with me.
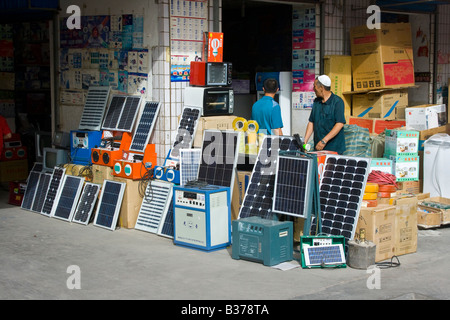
[303,75,346,154]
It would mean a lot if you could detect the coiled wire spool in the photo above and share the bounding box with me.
[233,117,248,154]
[246,120,259,155]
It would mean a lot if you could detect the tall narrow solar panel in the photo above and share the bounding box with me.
[21,171,41,211]
[170,106,201,158]
[93,180,126,231]
[129,101,161,152]
[102,95,126,130]
[31,173,52,213]
[238,136,300,220]
[135,180,174,234]
[116,96,141,132]
[197,130,240,195]
[310,155,370,242]
[158,198,174,238]
[41,167,66,216]
[51,175,84,222]
[179,148,202,186]
[78,86,111,131]
[72,182,100,225]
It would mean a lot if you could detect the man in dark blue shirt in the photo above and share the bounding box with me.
[251,78,284,136]
[304,75,346,154]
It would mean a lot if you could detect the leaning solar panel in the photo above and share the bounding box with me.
[158,198,174,238]
[179,149,202,186]
[272,155,313,219]
[21,171,41,211]
[170,106,201,158]
[304,244,346,267]
[93,180,126,231]
[102,95,126,130]
[51,175,84,222]
[129,101,161,152]
[238,136,301,220]
[78,86,111,131]
[310,155,370,242]
[135,180,174,234]
[116,96,141,132]
[72,182,100,225]
[41,167,66,216]
[31,172,52,213]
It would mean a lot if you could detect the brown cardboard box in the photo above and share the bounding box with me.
[396,180,421,194]
[112,176,143,229]
[393,196,418,256]
[420,196,450,225]
[324,55,352,120]
[92,164,114,185]
[230,174,240,221]
[356,205,396,262]
[352,89,408,120]
[417,205,441,228]
[193,116,237,148]
[350,23,414,92]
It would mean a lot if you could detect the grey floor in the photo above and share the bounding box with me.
[1,186,449,301]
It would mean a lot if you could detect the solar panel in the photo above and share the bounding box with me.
[72,182,100,225]
[158,198,175,238]
[197,130,240,194]
[102,95,126,130]
[78,86,111,131]
[170,106,201,159]
[116,96,141,131]
[304,244,346,267]
[238,136,301,220]
[272,155,313,219]
[179,148,202,186]
[31,162,43,172]
[310,155,370,242]
[135,180,174,234]
[129,101,161,152]
[51,175,84,222]
[31,173,52,213]
[21,171,41,211]
[93,180,126,231]
[41,167,66,216]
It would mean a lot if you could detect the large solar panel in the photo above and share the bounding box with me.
[310,155,370,242]
[21,171,41,211]
[129,101,161,152]
[272,155,313,219]
[197,130,240,194]
[135,180,174,234]
[93,180,126,231]
[102,95,126,130]
[31,172,52,213]
[238,136,301,220]
[78,86,111,131]
[72,182,100,225]
[51,175,84,222]
[179,148,202,186]
[170,106,201,159]
[41,167,66,216]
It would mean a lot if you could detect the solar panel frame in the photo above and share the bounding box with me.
[72,182,101,225]
[304,244,346,267]
[93,180,126,231]
[170,106,201,159]
[30,172,52,213]
[21,171,41,211]
[179,148,202,186]
[135,180,174,234]
[129,101,161,152]
[78,86,111,131]
[50,175,84,222]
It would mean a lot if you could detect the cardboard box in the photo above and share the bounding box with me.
[418,124,450,151]
[193,115,237,148]
[384,129,419,157]
[420,196,450,225]
[324,55,352,96]
[387,154,420,182]
[92,164,114,185]
[112,176,143,229]
[393,196,418,256]
[352,89,408,120]
[417,205,441,228]
[396,180,421,194]
[230,174,240,221]
[350,23,414,92]
[348,117,405,134]
[0,159,28,182]
[356,205,396,262]
[370,158,393,174]
[309,150,338,182]
[405,104,447,131]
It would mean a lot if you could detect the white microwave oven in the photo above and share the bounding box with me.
[184,86,234,116]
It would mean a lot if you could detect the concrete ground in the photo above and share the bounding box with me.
[1,187,449,302]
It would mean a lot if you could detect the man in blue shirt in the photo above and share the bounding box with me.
[251,78,284,136]
[304,75,346,154]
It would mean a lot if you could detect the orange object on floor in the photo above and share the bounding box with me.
[378,184,397,193]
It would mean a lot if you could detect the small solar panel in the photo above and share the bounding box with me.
[304,244,346,267]
[93,180,126,231]
[129,101,161,152]
[72,182,100,225]
[179,149,202,186]
[41,167,66,216]
[31,173,52,213]
[51,175,84,222]
[158,198,175,238]
[135,180,174,234]
[197,130,240,194]
[21,171,41,211]
[79,86,111,131]
[310,155,370,242]
[170,106,201,159]
[102,95,126,130]
[238,136,301,220]
[116,96,141,131]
